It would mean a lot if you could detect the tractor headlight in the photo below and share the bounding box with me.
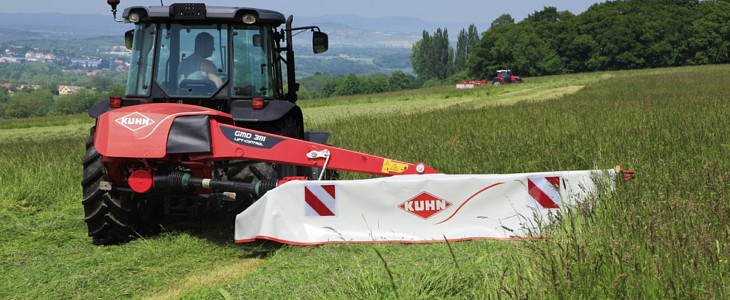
[242,14,257,24]
[127,12,141,23]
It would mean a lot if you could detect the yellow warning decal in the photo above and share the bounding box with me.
[381,159,409,174]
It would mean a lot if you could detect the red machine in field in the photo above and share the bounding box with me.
[84,1,441,245]
[456,70,523,89]
[455,80,488,89]
[85,1,630,246]
[492,69,523,86]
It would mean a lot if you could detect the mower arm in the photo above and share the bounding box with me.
[191,119,440,176]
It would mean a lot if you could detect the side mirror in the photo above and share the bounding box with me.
[124,30,134,50]
[312,31,328,54]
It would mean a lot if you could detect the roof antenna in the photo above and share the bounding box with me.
[160,0,164,5]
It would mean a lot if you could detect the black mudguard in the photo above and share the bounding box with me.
[88,99,147,119]
[304,131,331,144]
[230,100,298,123]
[167,115,212,154]
[88,99,111,119]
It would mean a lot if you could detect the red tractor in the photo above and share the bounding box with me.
[84,2,633,247]
[83,1,438,245]
[491,69,523,86]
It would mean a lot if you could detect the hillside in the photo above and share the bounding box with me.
[0,12,429,47]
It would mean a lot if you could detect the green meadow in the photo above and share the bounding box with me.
[0,65,728,298]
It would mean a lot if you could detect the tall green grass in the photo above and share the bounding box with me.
[0,114,93,130]
[191,67,729,298]
[512,71,730,298]
[0,65,728,298]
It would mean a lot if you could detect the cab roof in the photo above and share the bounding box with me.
[122,3,286,25]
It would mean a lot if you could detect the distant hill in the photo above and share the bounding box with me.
[0,13,122,42]
[297,14,489,35]
[0,12,486,46]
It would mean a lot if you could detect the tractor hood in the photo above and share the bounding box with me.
[95,103,233,158]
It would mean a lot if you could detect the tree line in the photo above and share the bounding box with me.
[413,0,730,82]
[0,62,127,93]
[0,85,125,119]
[297,71,417,99]
[0,62,127,119]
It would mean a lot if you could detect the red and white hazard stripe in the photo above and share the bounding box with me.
[304,185,336,216]
[528,176,562,209]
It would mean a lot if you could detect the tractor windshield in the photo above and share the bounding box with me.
[125,23,281,99]
[157,24,228,97]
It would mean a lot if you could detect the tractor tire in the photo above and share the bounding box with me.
[239,111,303,178]
[492,80,502,86]
[82,127,161,245]
[225,112,303,213]
[268,112,303,178]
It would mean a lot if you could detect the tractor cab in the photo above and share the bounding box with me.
[499,70,513,82]
[492,69,523,86]
[99,2,327,114]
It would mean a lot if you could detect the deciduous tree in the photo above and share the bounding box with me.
[454,25,479,74]
[411,28,453,81]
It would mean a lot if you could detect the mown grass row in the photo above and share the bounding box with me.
[0,130,268,299]
[0,65,728,298]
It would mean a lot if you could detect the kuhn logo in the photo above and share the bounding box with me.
[398,192,451,219]
[115,112,155,131]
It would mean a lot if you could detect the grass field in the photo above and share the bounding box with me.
[0,65,728,298]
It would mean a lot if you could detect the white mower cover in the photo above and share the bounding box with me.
[235,169,618,245]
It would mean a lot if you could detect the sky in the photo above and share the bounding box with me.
[1,0,604,24]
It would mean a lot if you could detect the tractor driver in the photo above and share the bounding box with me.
[179,32,224,88]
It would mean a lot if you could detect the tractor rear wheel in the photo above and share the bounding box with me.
[225,112,303,213]
[82,127,161,245]
[492,80,502,86]
[267,112,303,178]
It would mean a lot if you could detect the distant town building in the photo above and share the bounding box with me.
[21,50,56,62]
[71,59,102,68]
[0,57,25,63]
[58,85,81,95]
